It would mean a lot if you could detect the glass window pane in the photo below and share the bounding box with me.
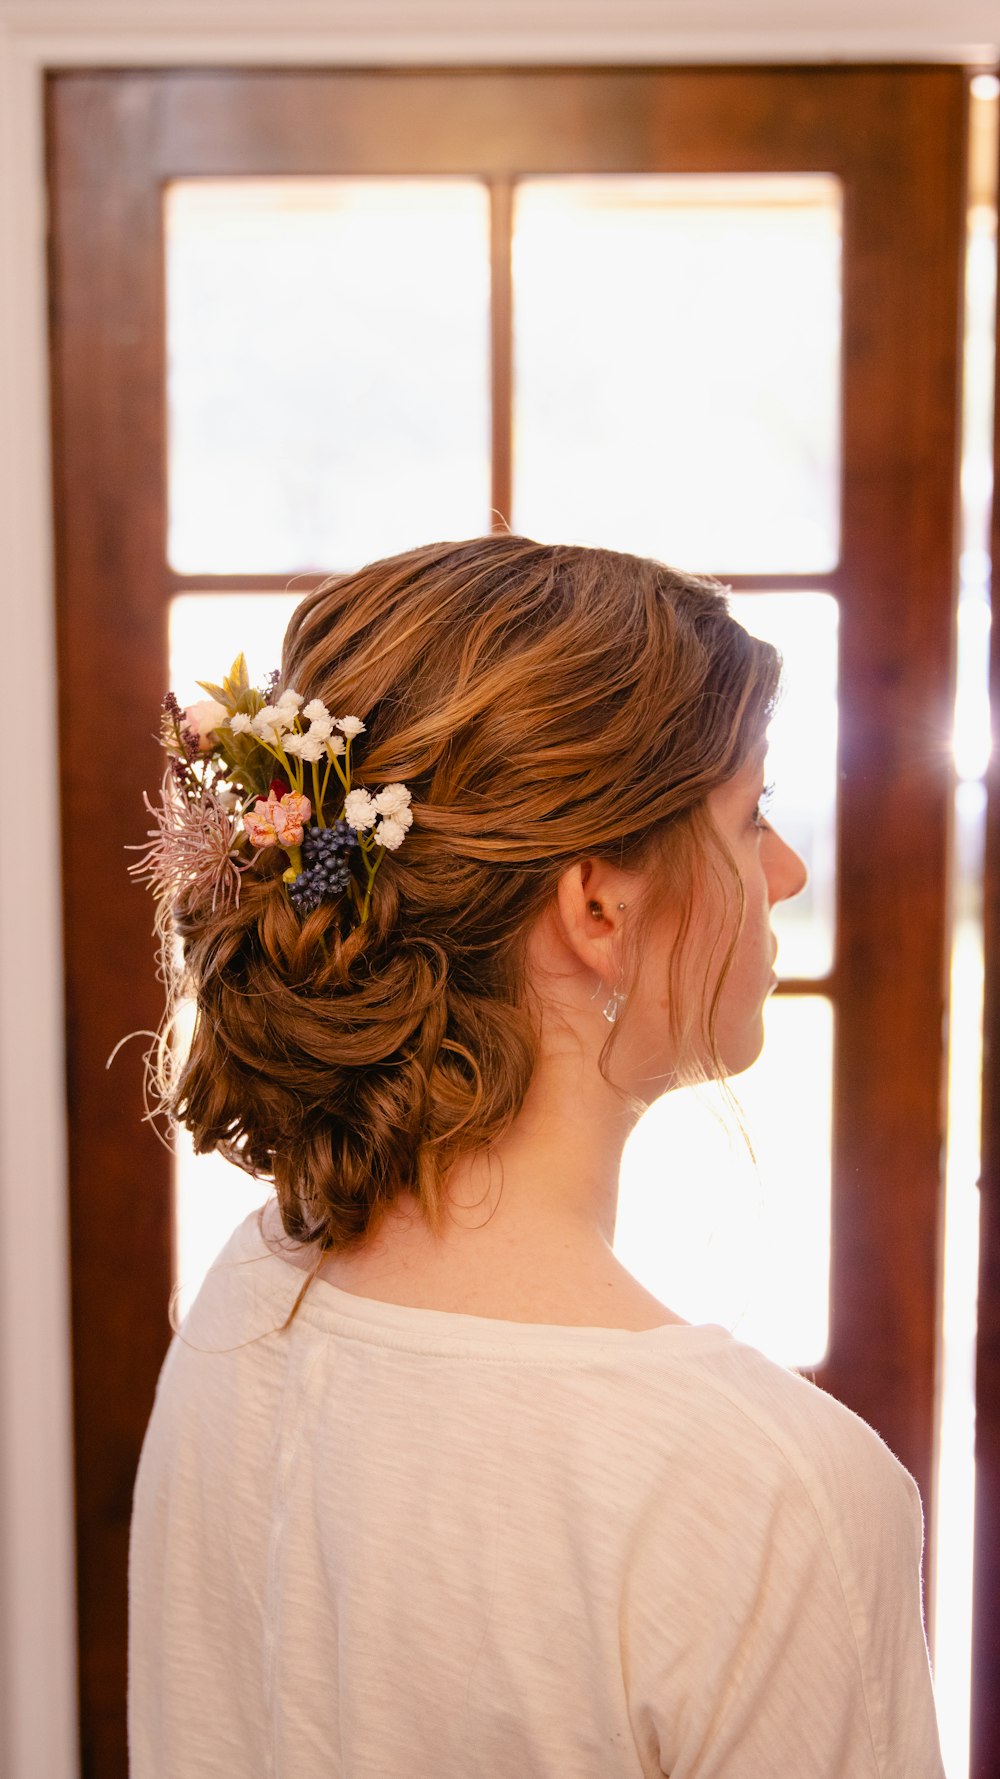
[165,179,492,574]
[172,1010,272,1326]
[616,996,834,1369]
[731,592,839,979]
[169,591,302,706]
[512,175,842,572]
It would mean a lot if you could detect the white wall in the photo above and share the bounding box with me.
[1,5,996,1777]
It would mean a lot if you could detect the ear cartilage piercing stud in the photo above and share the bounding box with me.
[589,901,627,918]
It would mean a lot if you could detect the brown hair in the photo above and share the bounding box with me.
[167,535,780,1262]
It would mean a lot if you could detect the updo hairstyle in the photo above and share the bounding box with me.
[168,535,780,1257]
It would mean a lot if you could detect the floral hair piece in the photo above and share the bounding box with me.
[128,654,412,923]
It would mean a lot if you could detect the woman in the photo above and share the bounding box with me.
[128,535,945,1776]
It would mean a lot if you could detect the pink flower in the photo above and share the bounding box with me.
[183,698,228,752]
[243,803,277,847]
[272,791,311,846]
[244,789,312,849]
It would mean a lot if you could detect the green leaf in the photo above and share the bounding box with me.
[195,677,229,706]
[196,652,254,715]
[225,652,252,701]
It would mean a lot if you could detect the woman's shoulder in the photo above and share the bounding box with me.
[627,1341,941,1779]
[681,1331,923,1544]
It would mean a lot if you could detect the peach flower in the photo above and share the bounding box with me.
[272,791,311,846]
[244,789,312,849]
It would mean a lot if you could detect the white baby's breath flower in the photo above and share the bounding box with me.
[303,698,329,722]
[327,735,346,756]
[298,733,326,762]
[251,704,294,743]
[282,732,304,756]
[344,789,377,832]
[374,816,407,851]
[337,715,366,740]
[229,712,253,735]
[307,714,333,741]
[373,783,412,818]
[276,688,303,711]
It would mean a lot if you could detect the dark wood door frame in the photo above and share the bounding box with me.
[47,66,967,1774]
[972,92,1000,1779]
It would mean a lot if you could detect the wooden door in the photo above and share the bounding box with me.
[47,67,966,1775]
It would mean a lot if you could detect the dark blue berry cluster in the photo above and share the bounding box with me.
[288,821,358,915]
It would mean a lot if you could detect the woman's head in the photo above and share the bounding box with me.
[169,534,797,1253]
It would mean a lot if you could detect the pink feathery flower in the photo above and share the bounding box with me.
[127,770,246,913]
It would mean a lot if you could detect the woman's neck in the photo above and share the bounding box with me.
[262,1049,684,1327]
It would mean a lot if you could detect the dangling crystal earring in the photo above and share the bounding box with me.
[602,985,627,1024]
[596,903,628,1021]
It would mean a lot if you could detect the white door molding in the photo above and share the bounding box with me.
[0,25,79,1779]
[1,0,999,65]
[0,7,995,1778]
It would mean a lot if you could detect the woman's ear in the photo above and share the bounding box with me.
[554,859,632,985]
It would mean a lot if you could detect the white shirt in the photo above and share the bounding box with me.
[128,1208,946,1777]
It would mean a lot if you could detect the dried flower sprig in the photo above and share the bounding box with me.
[130,654,413,926]
[127,769,249,914]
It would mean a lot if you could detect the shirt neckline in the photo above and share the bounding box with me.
[244,1210,735,1354]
